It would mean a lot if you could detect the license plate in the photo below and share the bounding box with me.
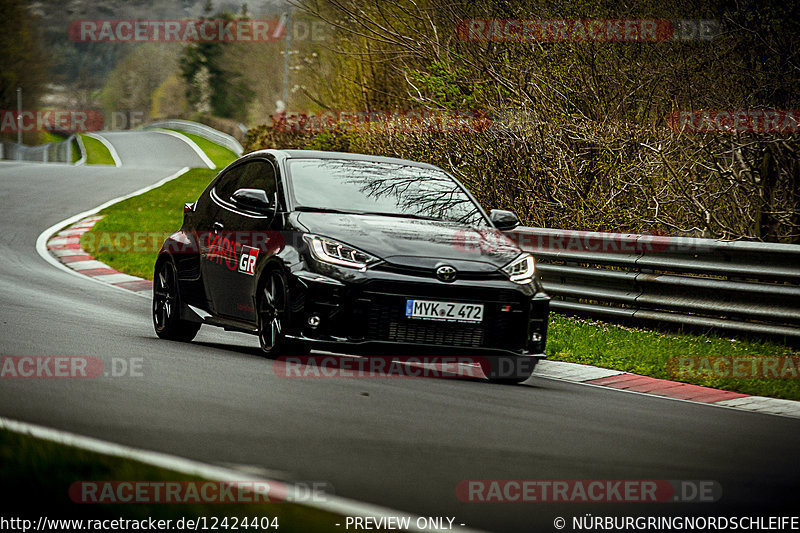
[405,299,484,323]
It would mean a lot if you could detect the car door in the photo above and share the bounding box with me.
[200,162,245,317]
[202,158,280,321]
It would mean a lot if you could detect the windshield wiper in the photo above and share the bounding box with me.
[295,206,445,221]
[356,211,445,222]
[295,206,363,215]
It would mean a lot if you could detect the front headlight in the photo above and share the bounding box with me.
[304,235,378,272]
[502,253,535,284]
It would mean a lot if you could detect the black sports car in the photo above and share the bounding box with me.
[153,150,549,383]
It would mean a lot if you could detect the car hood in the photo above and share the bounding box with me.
[293,212,521,271]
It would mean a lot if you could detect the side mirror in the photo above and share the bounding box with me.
[490,209,520,231]
[231,188,273,214]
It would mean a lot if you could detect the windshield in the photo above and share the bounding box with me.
[287,159,488,226]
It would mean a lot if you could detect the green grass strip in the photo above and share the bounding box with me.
[81,168,219,280]
[79,134,115,165]
[81,132,237,278]
[549,314,800,400]
[167,129,238,169]
[0,427,343,530]
[39,131,67,145]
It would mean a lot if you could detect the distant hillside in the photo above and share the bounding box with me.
[26,0,290,86]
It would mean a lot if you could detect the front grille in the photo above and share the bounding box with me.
[364,280,520,302]
[370,301,485,347]
[363,291,526,349]
[389,321,484,346]
[372,263,506,281]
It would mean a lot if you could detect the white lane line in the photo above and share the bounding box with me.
[64,260,111,271]
[716,396,800,417]
[535,360,624,381]
[50,249,88,257]
[0,416,484,533]
[74,133,87,166]
[152,128,216,169]
[35,167,189,297]
[85,132,122,167]
[91,273,140,283]
[47,236,80,246]
[56,228,89,237]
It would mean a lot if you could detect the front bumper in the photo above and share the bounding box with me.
[287,269,550,356]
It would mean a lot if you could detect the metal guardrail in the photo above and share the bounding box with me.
[506,227,800,339]
[0,135,80,163]
[144,119,244,156]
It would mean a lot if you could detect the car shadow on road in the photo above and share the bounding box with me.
[183,339,491,383]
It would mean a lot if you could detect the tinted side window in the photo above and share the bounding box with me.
[213,164,246,201]
[214,160,277,202]
[239,161,277,196]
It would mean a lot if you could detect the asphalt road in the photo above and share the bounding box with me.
[0,132,798,531]
[91,130,209,168]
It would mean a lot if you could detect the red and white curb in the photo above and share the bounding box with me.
[45,216,152,296]
[534,360,800,419]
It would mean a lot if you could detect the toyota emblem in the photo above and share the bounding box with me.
[436,265,457,282]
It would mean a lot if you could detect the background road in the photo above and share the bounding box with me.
[90,130,209,168]
[0,132,798,531]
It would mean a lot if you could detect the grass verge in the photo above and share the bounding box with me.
[0,426,341,530]
[81,167,220,280]
[167,129,238,168]
[78,134,115,165]
[39,131,67,145]
[81,132,237,278]
[549,315,799,400]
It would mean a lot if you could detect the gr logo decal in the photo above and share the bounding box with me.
[239,246,259,275]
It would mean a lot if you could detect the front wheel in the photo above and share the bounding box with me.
[153,259,200,341]
[479,356,539,384]
[257,270,310,357]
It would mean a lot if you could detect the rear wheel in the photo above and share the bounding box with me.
[153,259,200,341]
[480,356,538,384]
[257,270,310,357]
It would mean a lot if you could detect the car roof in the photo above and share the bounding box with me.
[244,149,442,170]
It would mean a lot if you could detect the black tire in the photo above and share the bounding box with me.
[479,356,538,384]
[257,270,310,357]
[153,259,201,342]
